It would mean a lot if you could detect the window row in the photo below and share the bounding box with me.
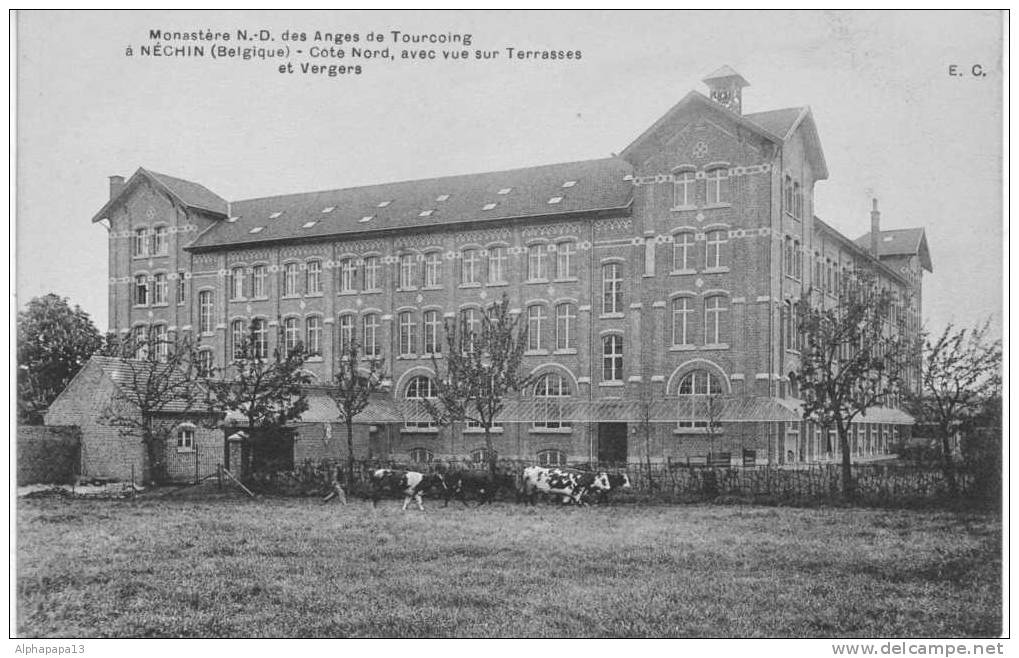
[408,447,566,467]
[134,272,187,306]
[524,303,579,351]
[672,167,731,207]
[670,230,729,271]
[126,324,215,376]
[669,295,730,346]
[132,226,170,258]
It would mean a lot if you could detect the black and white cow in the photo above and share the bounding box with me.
[443,470,515,507]
[588,472,633,504]
[369,469,447,511]
[520,466,612,506]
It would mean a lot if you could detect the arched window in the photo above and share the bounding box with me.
[251,264,267,298]
[398,311,417,356]
[672,297,693,346]
[405,375,436,430]
[537,449,567,467]
[705,230,727,269]
[488,246,507,284]
[362,255,380,290]
[461,248,480,285]
[152,324,169,362]
[134,275,149,306]
[602,335,623,382]
[399,253,417,290]
[425,251,443,287]
[788,371,799,399]
[133,228,149,257]
[533,372,572,429]
[409,448,434,464]
[527,244,547,281]
[152,226,168,255]
[152,273,168,305]
[677,370,723,430]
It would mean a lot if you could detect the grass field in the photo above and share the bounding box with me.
[16,489,1002,638]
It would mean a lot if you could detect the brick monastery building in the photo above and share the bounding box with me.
[80,67,932,475]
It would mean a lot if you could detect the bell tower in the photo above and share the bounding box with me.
[702,65,750,115]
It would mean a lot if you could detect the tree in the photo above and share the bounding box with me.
[796,270,912,497]
[423,294,534,476]
[206,320,311,474]
[909,319,1001,494]
[17,294,103,424]
[327,338,386,486]
[100,330,212,484]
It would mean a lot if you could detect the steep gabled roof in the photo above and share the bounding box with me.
[186,158,633,251]
[744,107,806,140]
[90,355,214,414]
[91,167,229,223]
[854,228,932,272]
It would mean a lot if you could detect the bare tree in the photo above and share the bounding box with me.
[423,294,533,476]
[206,320,310,473]
[796,270,912,497]
[326,338,386,487]
[99,330,212,485]
[909,319,1001,494]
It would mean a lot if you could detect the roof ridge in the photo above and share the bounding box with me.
[231,156,626,206]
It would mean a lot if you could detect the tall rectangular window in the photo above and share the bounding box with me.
[231,320,245,359]
[461,249,480,285]
[198,291,214,334]
[306,260,322,295]
[284,317,301,352]
[527,305,546,351]
[672,297,692,346]
[230,267,245,300]
[706,230,727,269]
[251,265,267,298]
[602,335,623,382]
[424,252,442,287]
[673,232,694,271]
[305,316,322,356]
[152,324,168,362]
[363,256,380,290]
[339,258,356,293]
[152,226,168,256]
[705,295,727,345]
[363,313,380,356]
[602,263,623,314]
[674,170,695,207]
[283,263,300,296]
[555,303,577,350]
[131,325,148,360]
[527,244,547,281]
[556,241,576,279]
[197,350,214,377]
[134,275,149,306]
[152,273,168,305]
[176,271,186,305]
[338,314,354,354]
[643,237,655,276]
[251,318,268,359]
[399,254,416,289]
[423,310,441,354]
[133,228,148,257]
[399,311,417,355]
[706,168,729,204]
[488,246,507,284]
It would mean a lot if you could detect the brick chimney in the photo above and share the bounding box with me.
[109,175,125,200]
[870,198,881,257]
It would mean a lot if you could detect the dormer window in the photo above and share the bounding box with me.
[360,215,373,223]
[269,211,282,219]
[377,200,391,208]
[321,206,335,213]
[249,226,264,234]
[561,180,576,188]
[419,210,434,217]
[498,188,512,195]
[548,196,563,205]
[435,194,449,202]
[482,203,497,211]
[302,221,318,229]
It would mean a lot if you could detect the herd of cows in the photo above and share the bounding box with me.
[344,466,633,511]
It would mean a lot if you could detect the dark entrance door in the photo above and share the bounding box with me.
[597,423,628,464]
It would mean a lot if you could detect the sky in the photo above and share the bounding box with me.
[15,10,1004,337]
